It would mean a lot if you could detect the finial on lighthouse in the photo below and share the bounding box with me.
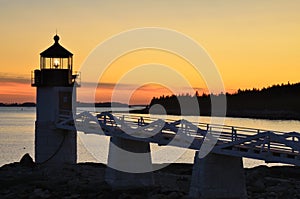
[54,34,60,43]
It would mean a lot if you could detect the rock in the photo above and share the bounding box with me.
[251,179,265,192]
[2,162,300,199]
[118,193,135,199]
[64,193,81,199]
[20,153,35,168]
[267,191,277,199]
[167,191,179,198]
[149,193,167,199]
[267,185,288,193]
[4,192,16,198]
[264,176,291,188]
[32,188,51,198]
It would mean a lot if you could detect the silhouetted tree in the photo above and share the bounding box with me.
[149,82,300,119]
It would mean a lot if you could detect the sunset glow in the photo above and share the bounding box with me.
[0,82,34,103]
[1,1,300,104]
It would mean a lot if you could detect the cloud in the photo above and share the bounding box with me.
[82,81,144,91]
[0,73,30,84]
[0,72,205,95]
[0,73,34,103]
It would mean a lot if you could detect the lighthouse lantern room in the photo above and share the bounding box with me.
[32,35,78,164]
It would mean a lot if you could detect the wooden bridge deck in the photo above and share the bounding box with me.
[56,111,300,166]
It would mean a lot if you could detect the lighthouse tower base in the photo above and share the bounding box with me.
[35,86,77,165]
[35,121,76,164]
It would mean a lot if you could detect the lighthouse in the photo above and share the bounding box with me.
[32,35,78,164]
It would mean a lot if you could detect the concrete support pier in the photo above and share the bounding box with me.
[105,136,154,188]
[189,152,247,199]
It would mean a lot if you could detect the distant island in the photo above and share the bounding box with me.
[77,102,129,107]
[2,82,300,120]
[0,102,36,107]
[0,102,130,108]
[133,82,300,120]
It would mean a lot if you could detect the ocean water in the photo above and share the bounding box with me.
[1,107,300,168]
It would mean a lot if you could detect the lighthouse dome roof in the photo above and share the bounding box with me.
[40,35,73,58]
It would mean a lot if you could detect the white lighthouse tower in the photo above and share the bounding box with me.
[32,35,78,164]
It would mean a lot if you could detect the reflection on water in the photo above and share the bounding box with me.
[0,107,35,166]
[1,107,300,167]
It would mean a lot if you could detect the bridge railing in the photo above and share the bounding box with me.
[73,112,300,162]
[109,112,286,137]
[109,113,299,155]
[68,111,300,164]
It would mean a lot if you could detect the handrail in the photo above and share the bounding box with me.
[111,113,286,135]
[66,111,300,165]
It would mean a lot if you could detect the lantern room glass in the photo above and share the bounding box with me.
[40,56,73,71]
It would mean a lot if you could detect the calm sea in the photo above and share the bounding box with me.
[1,107,300,168]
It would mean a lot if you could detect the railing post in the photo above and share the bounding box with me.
[292,136,295,153]
[267,136,271,152]
[261,134,270,153]
[121,115,125,128]
[139,117,144,126]
[267,133,271,153]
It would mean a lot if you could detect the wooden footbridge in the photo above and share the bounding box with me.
[57,111,300,166]
[55,111,300,198]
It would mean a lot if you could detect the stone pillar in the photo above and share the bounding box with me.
[189,152,247,199]
[105,136,154,188]
[35,121,76,164]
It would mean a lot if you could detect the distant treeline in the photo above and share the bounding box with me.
[149,82,300,120]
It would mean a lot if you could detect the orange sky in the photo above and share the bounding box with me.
[1,1,300,104]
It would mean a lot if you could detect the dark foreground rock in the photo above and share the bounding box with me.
[246,165,300,199]
[1,159,300,198]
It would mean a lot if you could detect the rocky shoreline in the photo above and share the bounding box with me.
[1,156,300,198]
